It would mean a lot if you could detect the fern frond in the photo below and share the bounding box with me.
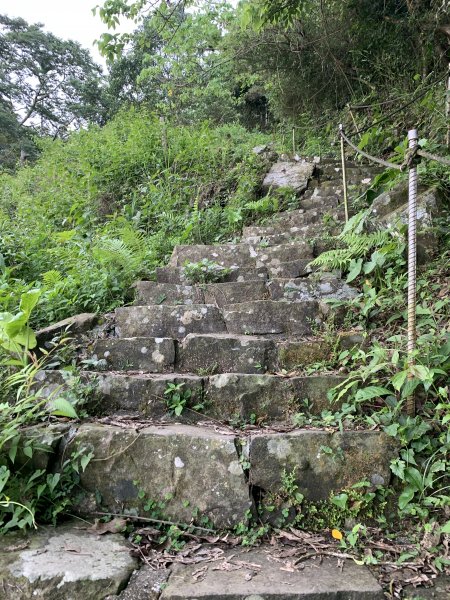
[42,270,62,286]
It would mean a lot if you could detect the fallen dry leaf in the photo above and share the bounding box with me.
[89,517,128,535]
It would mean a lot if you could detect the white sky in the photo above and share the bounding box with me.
[0,0,136,67]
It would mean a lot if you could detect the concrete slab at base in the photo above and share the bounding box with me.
[0,523,137,600]
[160,548,383,599]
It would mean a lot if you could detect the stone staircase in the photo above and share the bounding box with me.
[29,159,399,599]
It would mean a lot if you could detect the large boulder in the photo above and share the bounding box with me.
[371,182,446,261]
[262,161,315,194]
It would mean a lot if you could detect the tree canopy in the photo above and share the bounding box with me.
[0,14,105,168]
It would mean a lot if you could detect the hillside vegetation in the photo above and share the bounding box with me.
[0,1,449,591]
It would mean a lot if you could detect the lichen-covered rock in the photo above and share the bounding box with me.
[134,281,204,305]
[205,374,345,422]
[72,424,251,528]
[262,161,315,194]
[276,339,333,369]
[90,337,175,372]
[249,430,397,500]
[0,523,137,600]
[36,313,97,345]
[203,280,268,307]
[155,265,269,284]
[169,242,314,269]
[177,333,277,374]
[115,304,225,339]
[223,300,322,336]
[268,277,357,302]
[106,566,170,600]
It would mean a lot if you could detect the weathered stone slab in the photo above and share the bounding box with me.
[203,280,268,307]
[37,313,97,346]
[115,304,225,339]
[35,370,203,418]
[161,548,384,599]
[267,259,314,279]
[134,281,204,306]
[106,566,170,600]
[249,430,397,500]
[72,424,251,528]
[91,337,175,372]
[262,161,315,194]
[177,333,277,374]
[205,374,345,422]
[371,184,444,261]
[169,242,314,269]
[241,223,328,245]
[272,206,346,229]
[0,523,137,600]
[276,339,333,369]
[223,300,322,336]
[268,277,357,302]
[155,265,268,285]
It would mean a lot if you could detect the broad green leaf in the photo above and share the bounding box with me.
[398,486,415,510]
[19,289,41,317]
[12,327,37,350]
[355,386,392,402]
[391,370,408,391]
[440,521,450,534]
[49,397,78,419]
[404,467,424,492]
[331,493,348,509]
[346,258,363,283]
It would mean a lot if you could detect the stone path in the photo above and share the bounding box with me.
[29,158,403,598]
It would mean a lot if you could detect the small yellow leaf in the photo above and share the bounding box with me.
[331,528,343,540]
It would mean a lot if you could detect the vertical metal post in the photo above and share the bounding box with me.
[339,124,349,223]
[406,129,418,417]
[292,127,296,155]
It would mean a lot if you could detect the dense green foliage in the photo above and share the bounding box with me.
[0,0,449,568]
[0,15,105,169]
[0,110,269,327]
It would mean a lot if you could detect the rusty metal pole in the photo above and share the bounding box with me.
[406,128,418,417]
[339,124,349,223]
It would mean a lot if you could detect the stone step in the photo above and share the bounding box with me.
[249,429,397,502]
[271,206,347,229]
[205,373,345,422]
[115,304,225,339]
[37,369,345,420]
[132,277,351,309]
[134,282,204,306]
[176,332,364,375]
[62,424,396,527]
[134,280,269,308]
[268,258,314,279]
[169,242,314,269]
[155,264,269,285]
[36,370,204,417]
[69,423,251,528]
[161,547,384,599]
[90,337,175,371]
[267,277,357,302]
[242,222,334,245]
[0,522,138,600]
[177,333,278,374]
[223,300,324,336]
